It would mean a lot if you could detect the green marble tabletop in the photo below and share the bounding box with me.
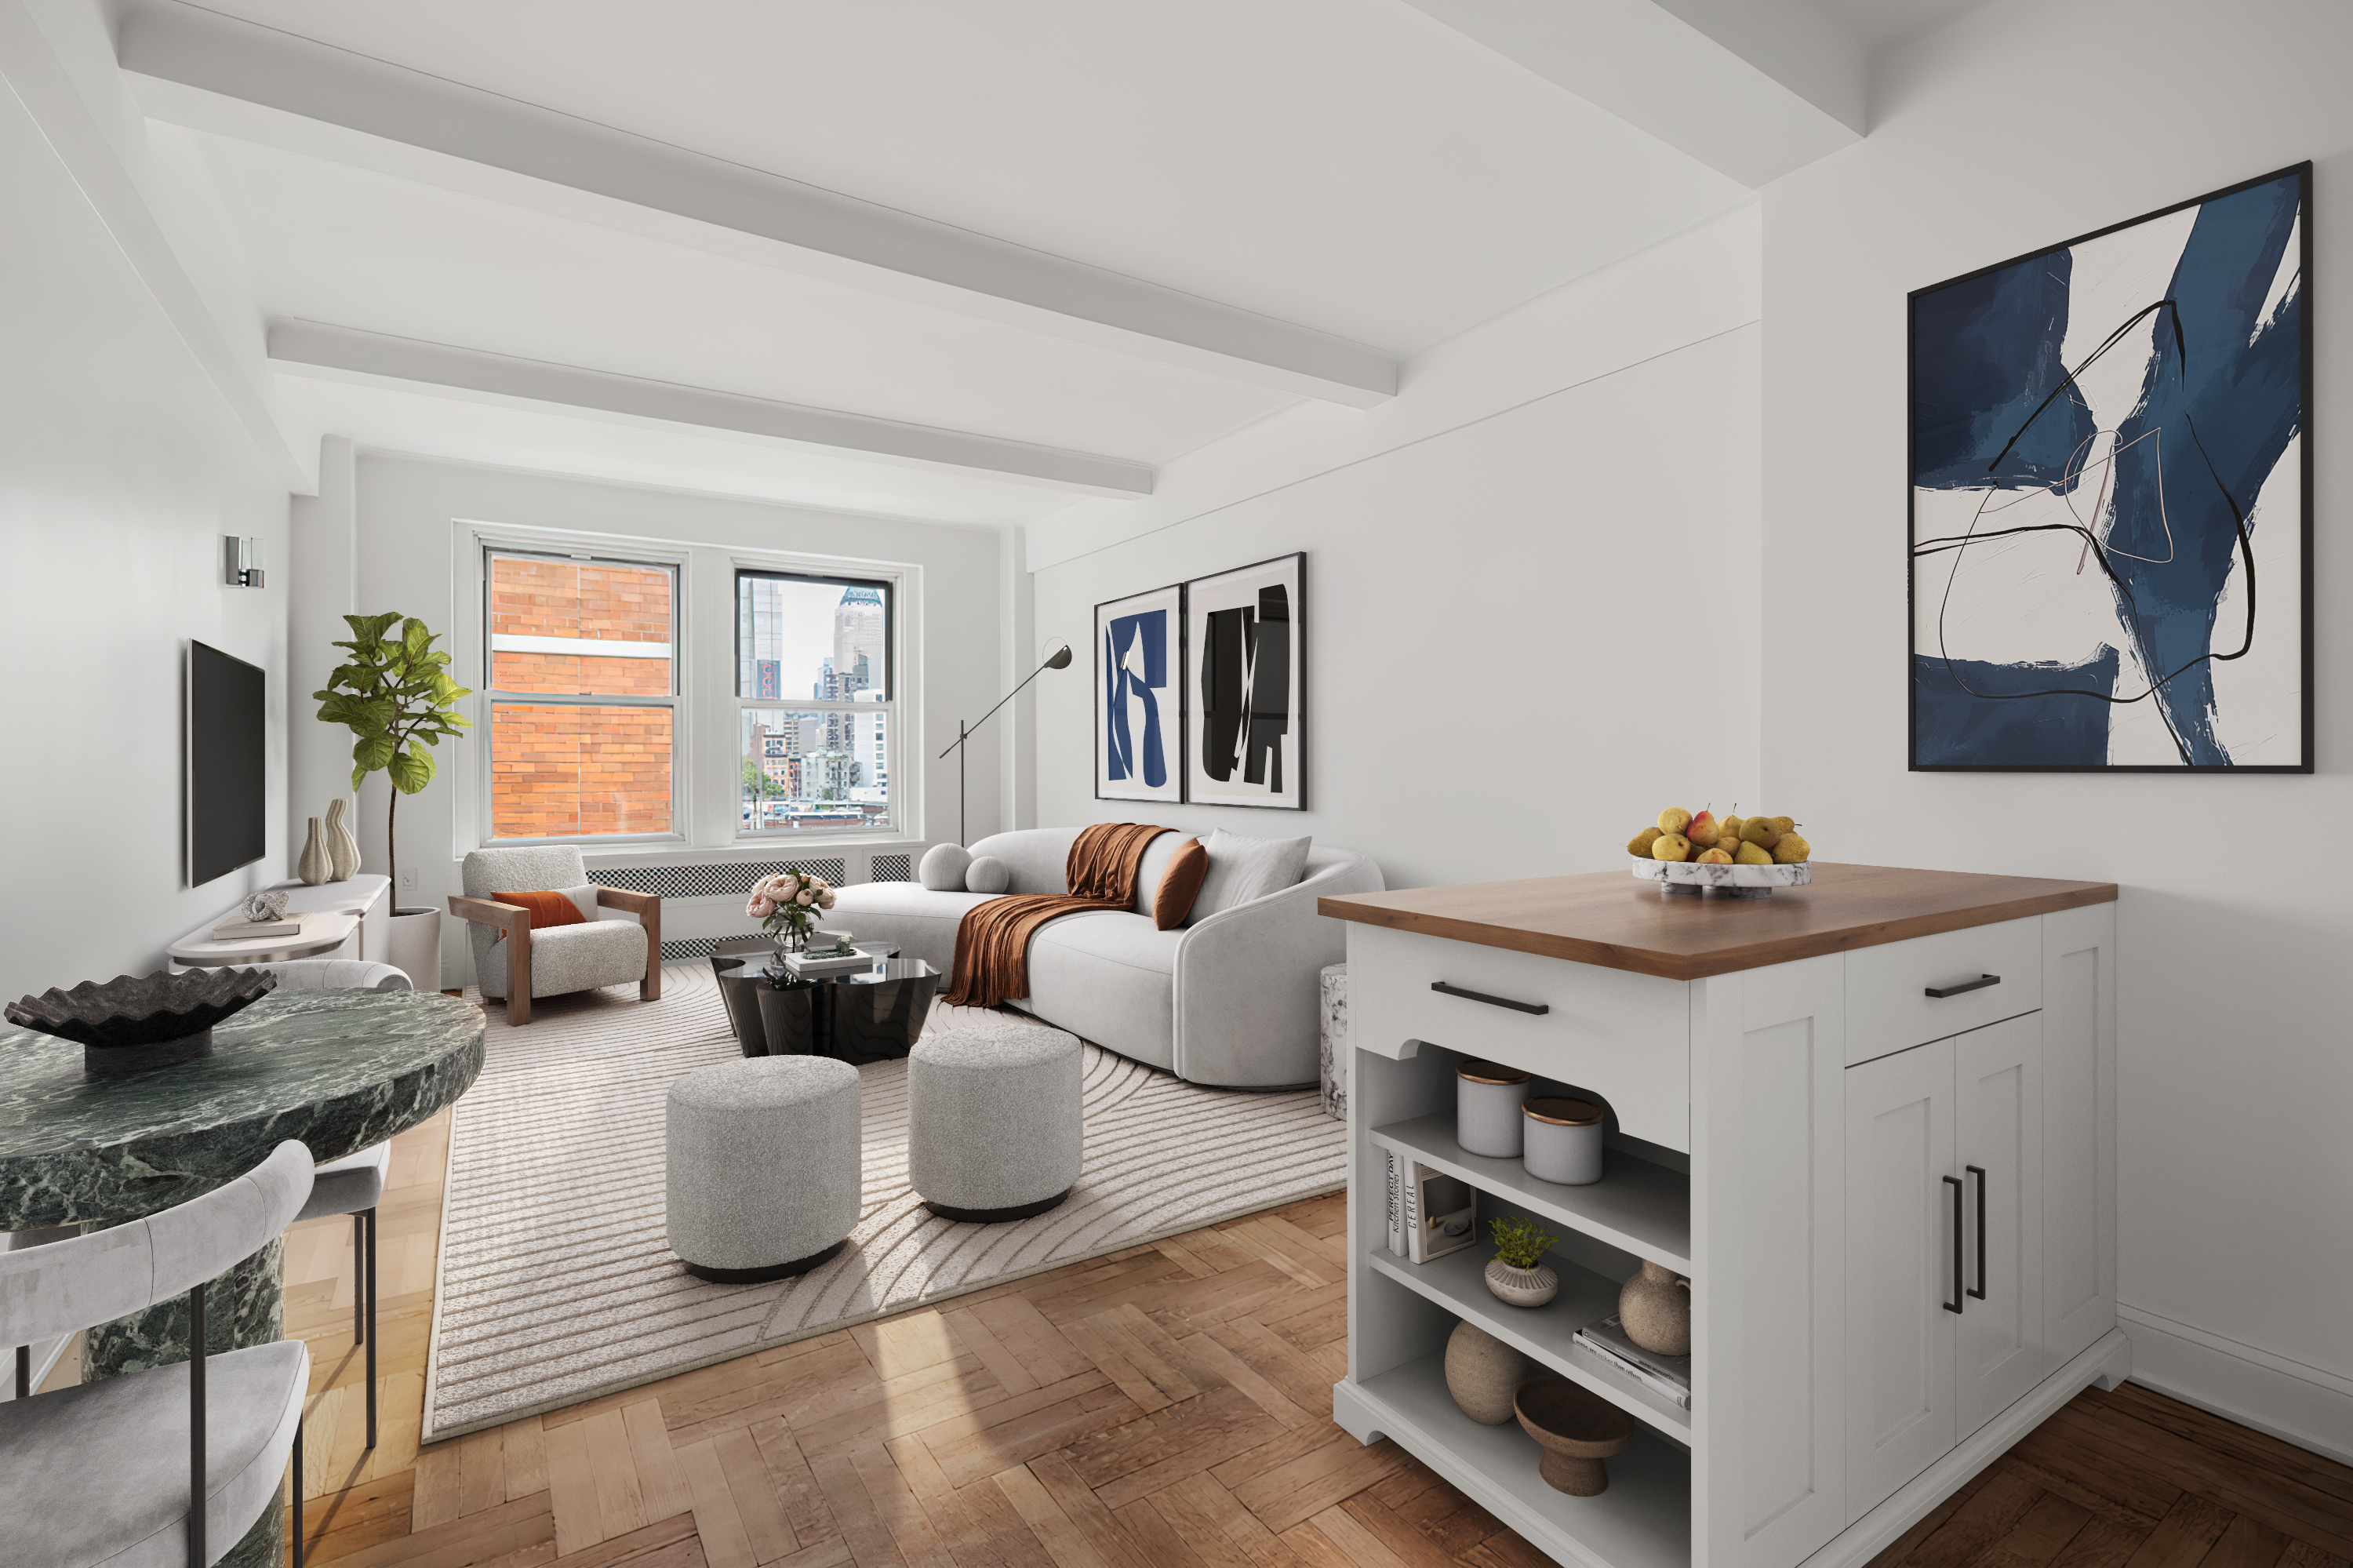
[0,988,486,1230]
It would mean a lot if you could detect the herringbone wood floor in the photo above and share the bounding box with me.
[258,1101,2353,1568]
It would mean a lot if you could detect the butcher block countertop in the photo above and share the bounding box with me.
[1318,862,2117,981]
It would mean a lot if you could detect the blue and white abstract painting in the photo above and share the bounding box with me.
[1095,582,1184,803]
[1911,165,2309,771]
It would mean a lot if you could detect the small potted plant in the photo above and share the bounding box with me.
[747,867,838,959]
[1485,1215,1560,1308]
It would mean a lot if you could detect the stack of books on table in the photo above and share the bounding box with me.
[1573,1314,1692,1409]
[780,943,875,978]
[210,916,301,940]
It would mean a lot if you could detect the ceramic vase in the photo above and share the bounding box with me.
[325,797,360,882]
[297,817,331,886]
[1443,1320,1525,1425]
[1619,1259,1692,1355]
[1483,1258,1558,1308]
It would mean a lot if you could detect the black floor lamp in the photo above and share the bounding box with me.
[940,644,1072,846]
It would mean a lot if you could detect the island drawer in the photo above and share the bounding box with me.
[1345,923,1689,1151]
[1844,915,2042,1063]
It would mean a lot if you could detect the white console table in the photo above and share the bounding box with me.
[1318,863,2121,1568]
[170,874,392,969]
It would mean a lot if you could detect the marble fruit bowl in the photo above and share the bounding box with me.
[7,967,276,1071]
[1631,855,1812,890]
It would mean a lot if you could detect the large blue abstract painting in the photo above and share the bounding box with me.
[1095,582,1183,803]
[1911,165,2310,771]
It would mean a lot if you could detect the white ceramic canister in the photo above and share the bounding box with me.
[1456,1060,1532,1157]
[1522,1096,1606,1185]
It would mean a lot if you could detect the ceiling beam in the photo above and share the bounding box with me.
[116,0,1397,409]
[266,320,1157,497]
[1401,0,1862,188]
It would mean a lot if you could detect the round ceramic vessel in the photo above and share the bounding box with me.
[1631,856,1812,889]
[1444,1320,1526,1424]
[1515,1377,1635,1497]
[1620,1259,1692,1355]
[1523,1096,1605,1186]
[1484,1259,1559,1308]
[1456,1059,1530,1158]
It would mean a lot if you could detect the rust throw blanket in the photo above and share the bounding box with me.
[943,822,1167,1008]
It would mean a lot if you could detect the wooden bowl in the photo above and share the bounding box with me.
[1514,1377,1635,1496]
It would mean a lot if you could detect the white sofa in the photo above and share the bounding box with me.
[826,827,1383,1089]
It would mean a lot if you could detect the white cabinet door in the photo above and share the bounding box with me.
[1844,1039,1957,1523]
[2042,904,2117,1364]
[1953,1015,2045,1435]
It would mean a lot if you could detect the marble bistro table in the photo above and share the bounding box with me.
[0,987,485,1567]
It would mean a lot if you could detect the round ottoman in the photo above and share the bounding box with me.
[667,1055,860,1281]
[909,1019,1083,1222]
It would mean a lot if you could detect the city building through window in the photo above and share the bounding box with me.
[736,570,896,835]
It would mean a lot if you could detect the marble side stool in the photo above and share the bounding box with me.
[1319,962,1349,1120]
[666,1056,860,1280]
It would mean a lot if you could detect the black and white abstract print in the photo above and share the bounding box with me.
[1186,553,1304,809]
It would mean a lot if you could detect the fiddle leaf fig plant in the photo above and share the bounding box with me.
[314,613,471,900]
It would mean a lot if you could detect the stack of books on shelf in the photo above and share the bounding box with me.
[778,941,875,978]
[1382,1150,1478,1264]
[1573,1314,1691,1409]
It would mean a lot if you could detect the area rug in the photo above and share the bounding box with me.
[421,962,1344,1440]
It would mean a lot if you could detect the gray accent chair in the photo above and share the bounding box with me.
[827,827,1384,1088]
[264,959,410,1450]
[0,1141,316,1568]
[448,846,663,1024]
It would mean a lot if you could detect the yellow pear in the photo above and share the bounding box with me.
[1627,826,1664,857]
[1651,833,1693,862]
[1718,813,1744,845]
[1773,831,1812,864]
[1770,816,1797,834]
[1686,810,1723,848]
[1657,806,1692,835]
[1734,840,1774,866]
[1740,817,1781,849]
[1696,847,1733,864]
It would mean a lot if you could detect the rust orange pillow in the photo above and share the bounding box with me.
[504,890,587,930]
[1154,837,1208,930]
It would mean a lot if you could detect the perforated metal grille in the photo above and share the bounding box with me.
[871,853,913,882]
[597,859,850,899]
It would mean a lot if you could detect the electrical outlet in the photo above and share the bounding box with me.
[400,868,418,890]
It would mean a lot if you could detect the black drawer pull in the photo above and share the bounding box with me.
[1967,1166,1988,1301]
[1943,1174,1965,1315]
[1431,981,1549,1016]
[1925,973,2001,999]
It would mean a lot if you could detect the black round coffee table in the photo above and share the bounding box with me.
[710,940,940,1064]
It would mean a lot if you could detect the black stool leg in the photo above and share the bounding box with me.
[293,1413,305,1567]
[351,1214,365,1345]
[364,1206,377,1450]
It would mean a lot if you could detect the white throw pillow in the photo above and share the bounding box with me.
[918,842,973,891]
[1187,829,1311,922]
[966,856,1011,894]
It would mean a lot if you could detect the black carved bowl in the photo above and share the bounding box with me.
[7,968,277,1071]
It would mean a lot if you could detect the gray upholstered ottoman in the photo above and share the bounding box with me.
[908,1019,1083,1222]
[667,1055,860,1281]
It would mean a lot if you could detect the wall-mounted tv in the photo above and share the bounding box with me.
[187,640,266,886]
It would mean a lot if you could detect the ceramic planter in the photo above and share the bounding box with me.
[387,907,443,993]
[1483,1258,1558,1308]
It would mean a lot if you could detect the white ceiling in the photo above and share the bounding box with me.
[113,0,1937,517]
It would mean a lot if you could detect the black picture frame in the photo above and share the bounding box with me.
[1184,551,1306,810]
[1093,581,1187,805]
[1907,162,2312,773]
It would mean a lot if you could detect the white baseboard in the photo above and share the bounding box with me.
[2118,1302,2353,1467]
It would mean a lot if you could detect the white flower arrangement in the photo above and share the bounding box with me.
[746,866,838,945]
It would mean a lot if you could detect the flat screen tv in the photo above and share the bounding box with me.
[187,640,266,886]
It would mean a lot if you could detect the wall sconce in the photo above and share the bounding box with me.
[223,536,264,589]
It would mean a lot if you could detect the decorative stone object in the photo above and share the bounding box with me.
[1457,1059,1531,1157]
[1444,1319,1526,1424]
[242,890,290,922]
[1515,1376,1635,1496]
[1484,1257,1560,1308]
[6,967,277,1073]
[325,797,361,881]
[298,817,332,886]
[1523,1095,1606,1186]
[1619,1259,1692,1355]
[1318,962,1347,1120]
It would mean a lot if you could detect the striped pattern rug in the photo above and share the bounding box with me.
[422,962,1344,1441]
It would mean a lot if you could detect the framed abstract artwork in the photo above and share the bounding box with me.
[1185,552,1304,809]
[1094,583,1184,804]
[1910,162,2311,772]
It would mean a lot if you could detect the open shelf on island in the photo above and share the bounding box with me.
[1373,1111,1691,1275]
[1367,1246,1691,1442]
[1352,1352,1691,1568]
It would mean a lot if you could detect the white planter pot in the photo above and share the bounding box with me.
[385,908,443,993]
[1484,1259,1560,1308]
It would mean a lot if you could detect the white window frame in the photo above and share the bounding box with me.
[731,565,903,842]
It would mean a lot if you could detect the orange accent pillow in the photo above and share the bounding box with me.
[1154,837,1208,931]
[505,890,587,930]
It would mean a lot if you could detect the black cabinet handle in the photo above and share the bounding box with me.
[1431,981,1549,1016]
[1966,1166,1988,1301]
[1942,1174,1964,1314]
[1925,973,2002,999]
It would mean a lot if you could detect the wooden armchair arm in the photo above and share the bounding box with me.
[593,887,663,1002]
[448,894,530,933]
[446,894,534,1024]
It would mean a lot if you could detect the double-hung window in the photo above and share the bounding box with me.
[736,568,896,835]
[483,549,678,842]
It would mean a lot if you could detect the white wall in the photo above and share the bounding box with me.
[299,456,1004,983]
[1030,209,1765,892]
[1762,0,2353,1457]
[0,5,288,1002]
